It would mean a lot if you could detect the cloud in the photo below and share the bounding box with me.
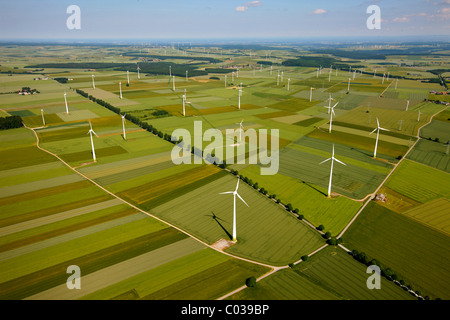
[393,16,409,22]
[313,8,327,14]
[236,1,262,12]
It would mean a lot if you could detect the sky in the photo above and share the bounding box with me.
[0,0,449,41]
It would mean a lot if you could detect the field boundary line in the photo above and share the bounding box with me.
[24,124,280,270]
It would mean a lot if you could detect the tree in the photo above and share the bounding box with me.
[301,255,309,261]
[297,214,304,220]
[245,276,257,287]
[317,225,325,231]
[323,232,331,239]
[286,203,293,211]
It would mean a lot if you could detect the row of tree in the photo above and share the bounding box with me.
[75,89,175,144]
[350,249,439,300]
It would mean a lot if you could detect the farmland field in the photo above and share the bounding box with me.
[230,246,414,300]
[1,37,449,302]
[343,202,450,300]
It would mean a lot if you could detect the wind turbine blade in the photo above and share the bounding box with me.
[236,193,249,207]
[92,130,99,137]
[379,127,389,131]
[334,158,347,166]
[333,102,339,108]
[369,128,377,135]
[376,118,380,128]
[219,191,234,195]
[319,158,332,165]
[235,178,240,192]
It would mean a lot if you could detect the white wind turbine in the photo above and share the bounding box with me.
[119,81,122,99]
[87,121,99,162]
[121,114,127,140]
[319,144,346,198]
[370,118,389,158]
[287,78,290,91]
[277,70,280,86]
[238,85,244,110]
[326,93,335,114]
[127,70,130,85]
[347,78,351,93]
[173,76,176,90]
[92,74,95,89]
[137,65,140,79]
[406,100,409,111]
[219,177,249,242]
[325,102,339,133]
[41,108,45,126]
[310,87,316,102]
[225,74,227,87]
[64,92,69,114]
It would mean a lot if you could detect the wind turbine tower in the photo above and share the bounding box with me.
[325,102,339,133]
[64,92,69,114]
[87,121,99,162]
[319,145,346,198]
[370,118,389,158]
[121,114,127,140]
[219,177,249,242]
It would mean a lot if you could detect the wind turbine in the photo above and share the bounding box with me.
[119,81,122,99]
[64,92,69,114]
[319,144,346,198]
[41,109,45,126]
[137,65,140,79]
[370,118,389,158]
[121,114,127,140]
[277,70,280,86]
[219,177,249,242]
[173,76,176,90]
[287,78,290,91]
[238,86,243,109]
[225,74,227,87]
[186,70,188,81]
[92,74,95,89]
[326,93,335,114]
[347,78,351,93]
[310,87,315,102]
[417,109,421,122]
[127,70,130,85]
[169,65,172,77]
[382,73,385,84]
[87,121,99,162]
[406,100,409,111]
[281,71,284,82]
[325,102,339,133]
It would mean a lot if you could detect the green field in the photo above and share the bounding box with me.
[230,246,414,300]
[343,202,450,299]
[1,42,449,300]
